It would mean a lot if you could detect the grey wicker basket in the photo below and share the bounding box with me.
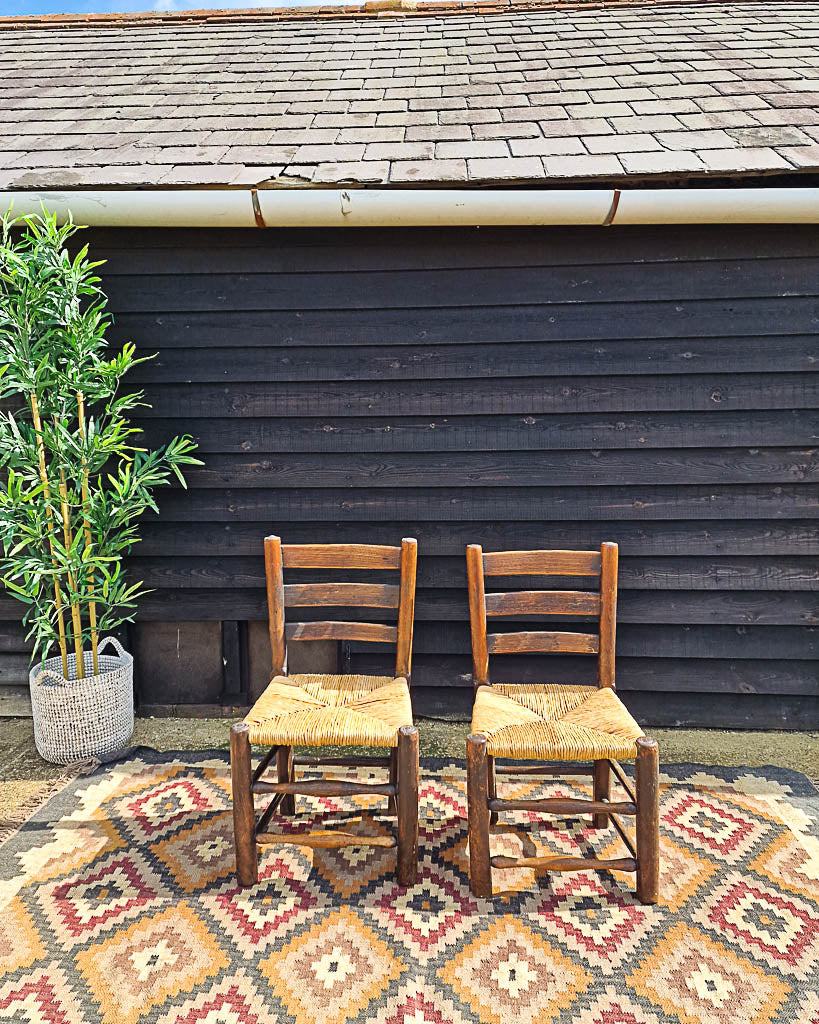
[29,636,134,765]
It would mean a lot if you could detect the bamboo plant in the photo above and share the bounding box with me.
[0,210,201,677]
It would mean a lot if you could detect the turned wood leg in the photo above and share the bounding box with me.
[230,722,258,887]
[636,736,659,905]
[467,734,492,898]
[387,747,398,816]
[396,726,419,886]
[277,745,295,816]
[488,754,498,825]
[593,759,610,829]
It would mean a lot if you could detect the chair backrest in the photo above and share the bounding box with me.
[264,537,418,682]
[466,542,618,690]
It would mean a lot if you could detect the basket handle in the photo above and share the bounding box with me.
[97,635,128,661]
[33,667,69,688]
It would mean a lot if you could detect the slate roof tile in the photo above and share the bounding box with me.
[1,0,817,189]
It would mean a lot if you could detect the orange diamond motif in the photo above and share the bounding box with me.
[260,907,406,1024]
[627,922,790,1024]
[0,899,45,977]
[438,916,591,1024]
[75,902,229,1024]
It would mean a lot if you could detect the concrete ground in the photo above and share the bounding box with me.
[2,716,817,826]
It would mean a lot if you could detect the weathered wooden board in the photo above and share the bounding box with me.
[4,224,814,728]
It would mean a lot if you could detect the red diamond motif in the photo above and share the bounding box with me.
[661,792,768,860]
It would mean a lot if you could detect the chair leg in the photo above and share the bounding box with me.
[387,747,398,816]
[396,726,419,886]
[488,754,498,825]
[277,745,295,816]
[467,734,492,898]
[635,736,659,905]
[230,723,258,887]
[593,759,610,829]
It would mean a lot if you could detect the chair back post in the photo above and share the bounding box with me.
[264,535,287,676]
[597,541,618,689]
[395,537,418,682]
[466,544,489,687]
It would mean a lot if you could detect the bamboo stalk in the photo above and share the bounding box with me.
[54,415,84,679]
[76,392,98,673]
[29,393,68,677]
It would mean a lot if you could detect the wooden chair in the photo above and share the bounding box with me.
[230,536,419,888]
[465,542,659,903]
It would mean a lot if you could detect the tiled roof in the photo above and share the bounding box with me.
[1,0,818,189]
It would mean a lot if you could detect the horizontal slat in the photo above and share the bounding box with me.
[139,410,819,454]
[483,550,602,576]
[133,340,819,385]
[282,543,400,569]
[85,224,819,273]
[491,855,637,872]
[165,448,819,489]
[111,297,819,349]
[486,591,602,617]
[487,631,600,655]
[135,374,819,418]
[283,583,399,608]
[488,797,636,814]
[157,486,819,521]
[101,260,819,313]
[285,621,398,643]
[135,520,819,558]
[256,831,396,849]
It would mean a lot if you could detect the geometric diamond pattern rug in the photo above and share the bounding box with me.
[1,751,817,1024]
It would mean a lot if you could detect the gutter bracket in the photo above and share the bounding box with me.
[602,188,621,226]
[251,188,267,228]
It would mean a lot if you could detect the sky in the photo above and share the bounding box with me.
[1,0,346,15]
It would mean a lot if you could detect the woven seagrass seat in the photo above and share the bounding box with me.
[245,674,413,748]
[464,543,660,904]
[231,537,420,889]
[471,683,644,762]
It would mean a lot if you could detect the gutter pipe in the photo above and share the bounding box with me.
[3,187,819,227]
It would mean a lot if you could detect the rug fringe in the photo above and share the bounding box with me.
[0,756,99,846]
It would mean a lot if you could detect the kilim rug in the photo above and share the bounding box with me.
[1,751,818,1024]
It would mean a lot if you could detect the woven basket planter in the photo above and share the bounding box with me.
[29,636,134,765]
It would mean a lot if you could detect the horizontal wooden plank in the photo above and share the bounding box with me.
[407,623,819,660]
[101,260,819,313]
[131,339,819,384]
[285,621,398,643]
[282,543,401,569]
[135,520,819,558]
[487,630,600,654]
[354,653,819,696]
[155,484,819,522]
[136,374,819,418]
[138,410,819,454]
[283,582,399,608]
[483,549,601,576]
[86,224,819,273]
[111,298,819,350]
[123,556,819,591]
[3,588,812,626]
[486,590,602,617]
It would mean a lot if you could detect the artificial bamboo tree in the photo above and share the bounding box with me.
[0,210,201,677]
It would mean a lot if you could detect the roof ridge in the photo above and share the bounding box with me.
[0,0,799,32]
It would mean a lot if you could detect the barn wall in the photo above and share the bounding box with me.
[1,224,817,727]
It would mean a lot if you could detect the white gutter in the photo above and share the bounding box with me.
[3,187,819,227]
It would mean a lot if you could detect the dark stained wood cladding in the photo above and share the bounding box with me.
[1,224,817,727]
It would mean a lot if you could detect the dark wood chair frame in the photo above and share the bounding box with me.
[465,542,660,903]
[231,537,420,888]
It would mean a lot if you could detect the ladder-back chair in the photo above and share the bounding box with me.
[230,536,419,887]
[465,542,659,903]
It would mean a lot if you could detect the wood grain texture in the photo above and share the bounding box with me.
[282,543,401,569]
[285,620,398,643]
[482,549,602,577]
[485,590,601,617]
[5,224,810,728]
[283,583,400,608]
[486,630,600,655]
